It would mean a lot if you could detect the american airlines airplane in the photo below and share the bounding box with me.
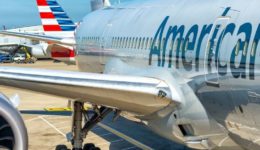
[0,0,260,149]
[0,0,76,63]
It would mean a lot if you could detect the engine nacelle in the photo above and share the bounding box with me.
[0,93,28,150]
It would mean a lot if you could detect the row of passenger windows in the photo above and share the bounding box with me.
[111,37,154,50]
[82,36,154,50]
[82,36,188,51]
[82,36,258,57]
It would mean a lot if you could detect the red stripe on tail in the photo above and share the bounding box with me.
[43,25,62,31]
[36,0,48,6]
[40,12,55,19]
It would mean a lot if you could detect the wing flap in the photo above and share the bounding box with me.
[0,31,75,46]
[0,67,179,115]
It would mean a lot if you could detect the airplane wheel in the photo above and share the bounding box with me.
[83,143,95,150]
[55,145,68,150]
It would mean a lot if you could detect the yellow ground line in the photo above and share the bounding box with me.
[98,123,153,150]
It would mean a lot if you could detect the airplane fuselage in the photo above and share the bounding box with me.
[75,0,260,149]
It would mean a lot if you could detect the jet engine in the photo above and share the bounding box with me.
[0,93,28,150]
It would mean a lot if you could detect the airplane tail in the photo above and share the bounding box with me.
[36,0,76,38]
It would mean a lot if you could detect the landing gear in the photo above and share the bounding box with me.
[56,101,113,150]
[55,145,68,150]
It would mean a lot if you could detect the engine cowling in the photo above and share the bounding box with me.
[0,93,28,150]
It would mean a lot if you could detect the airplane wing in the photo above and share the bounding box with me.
[0,67,181,115]
[0,31,75,46]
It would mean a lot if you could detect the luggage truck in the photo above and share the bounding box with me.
[13,46,37,64]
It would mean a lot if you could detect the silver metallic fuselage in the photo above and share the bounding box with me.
[75,0,260,149]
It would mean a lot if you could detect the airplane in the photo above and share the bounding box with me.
[1,0,260,149]
[0,0,77,63]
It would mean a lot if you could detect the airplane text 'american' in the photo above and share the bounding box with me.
[149,8,260,80]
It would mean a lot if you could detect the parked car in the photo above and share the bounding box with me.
[0,54,13,63]
[13,53,26,63]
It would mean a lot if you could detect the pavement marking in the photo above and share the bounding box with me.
[96,139,124,146]
[39,116,66,138]
[25,116,41,122]
[44,116,70,120]
[52,120,71,126]
[122,146,138,150]
[218,136,229,147]
[98,123,153,150]
[91,127,102,131]
[87,133,113,139]
[58,126,71,130]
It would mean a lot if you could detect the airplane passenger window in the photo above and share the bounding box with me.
[243,41,248,56]
[149,38,153,49]
[125,37,129,48]
[172,39,178,52]
[235,40,240,56]
[135,38,138,49]
[121,37,124,48]
[118,37,121,48]
[131,37,134,49]
[184,38,189,51]
[134,37,137,49]
[139,38,142,49]
[161,37,166,50]
[122,37,125,48]
[251,41,257,56]
[138,38,141,49]
[136,37,140,49]
[141,37,145,49]
[145,37,149,49]
[170,38,174,51]
[180,39,184,51]
[128,37,131,48]
[116,37,120,48]
[111,37,114,48]
[115,37,118,48]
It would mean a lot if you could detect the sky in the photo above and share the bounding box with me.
[0,0,123,29]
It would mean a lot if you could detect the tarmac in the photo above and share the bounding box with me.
[0,60,189,150]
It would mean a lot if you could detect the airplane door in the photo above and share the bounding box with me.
[204,16,230,85]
